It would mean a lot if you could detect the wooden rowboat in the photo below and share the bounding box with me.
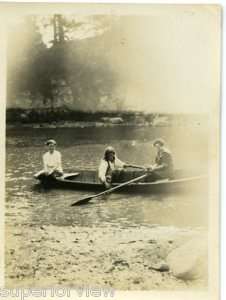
[35,169,207,194]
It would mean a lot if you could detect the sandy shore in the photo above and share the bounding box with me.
[5,223,207,290]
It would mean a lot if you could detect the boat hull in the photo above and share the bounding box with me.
[35,169,207,194]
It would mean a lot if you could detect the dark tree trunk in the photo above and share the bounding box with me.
[53,14,65,44]
[53,15,57,44]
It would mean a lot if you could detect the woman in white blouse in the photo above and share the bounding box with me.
[43,139,63,176]
[34,139,63,179]
[98,146,141,188]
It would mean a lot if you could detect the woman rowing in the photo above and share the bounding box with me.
[147,138,174,180]
[98,146,144,188]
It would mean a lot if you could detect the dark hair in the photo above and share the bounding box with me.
[45,139,56,146]
[104,146,115,160]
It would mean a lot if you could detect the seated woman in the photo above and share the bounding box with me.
[98,146,139,188]
[147,138,174,181]
[34,139,63,179]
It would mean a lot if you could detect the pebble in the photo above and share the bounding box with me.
[112,259,130,267]
[148,263,170,272]
[133,279,140,284]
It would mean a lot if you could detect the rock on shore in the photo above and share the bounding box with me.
[166,234,208,281]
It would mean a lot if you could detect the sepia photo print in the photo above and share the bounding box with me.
[0,2,221,299]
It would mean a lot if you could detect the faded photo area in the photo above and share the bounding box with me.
[4,4,220,292]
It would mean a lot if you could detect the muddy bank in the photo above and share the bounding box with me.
[5,224,207,290]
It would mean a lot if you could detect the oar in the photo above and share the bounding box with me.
[126,164,146,170]
[71,172,149,206]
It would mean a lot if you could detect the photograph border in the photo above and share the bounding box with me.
[0,1,223,300]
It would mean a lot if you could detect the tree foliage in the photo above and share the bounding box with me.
[7,15,123,111]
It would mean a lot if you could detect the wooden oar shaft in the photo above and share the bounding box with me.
[97,173,148,195]
[71,173,148,206]
[126,164,146,169]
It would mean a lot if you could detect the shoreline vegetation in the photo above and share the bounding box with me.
[6,109,207,128]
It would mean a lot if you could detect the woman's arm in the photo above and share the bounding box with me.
[43,154,48,174]
[153,152,171,171]
[152,163,167,171]
[124,164,146,170]
[98,160,108,182]
[98,160,111,188]
[57,152,63,173]
[114,157,145,170]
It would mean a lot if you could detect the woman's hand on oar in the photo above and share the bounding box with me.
[124,164,146,170]
[71,172,149,206]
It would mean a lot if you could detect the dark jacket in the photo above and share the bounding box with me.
[155,148,174,178]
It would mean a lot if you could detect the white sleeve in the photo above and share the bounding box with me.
[43,153,48,172]
[98,159,108,182]
[115,157,125,169]
[57,152,63,172]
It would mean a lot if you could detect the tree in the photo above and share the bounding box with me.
[53,14,65,44]
[7,14,124,112]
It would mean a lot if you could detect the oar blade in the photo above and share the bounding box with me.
[71,195,93,206]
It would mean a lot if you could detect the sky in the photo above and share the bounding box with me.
[105,7,221,114]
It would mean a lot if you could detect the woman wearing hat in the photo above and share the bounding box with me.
[98,146,126,189]
[98,146,142,188]
[34,139,63,179]
[147,138,174,180]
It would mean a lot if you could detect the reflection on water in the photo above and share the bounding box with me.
[6,126,208,229]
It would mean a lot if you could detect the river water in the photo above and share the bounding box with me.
[6,125,208,230]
